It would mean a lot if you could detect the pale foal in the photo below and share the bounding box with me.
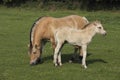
[54,21,107,68]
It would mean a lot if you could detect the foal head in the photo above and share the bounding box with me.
[28,44,41,65]
[93,21,107,35]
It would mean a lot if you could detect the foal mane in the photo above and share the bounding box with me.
[82,21,101,29]
[82,23,91,29]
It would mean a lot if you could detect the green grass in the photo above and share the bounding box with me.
[0,7,120,80]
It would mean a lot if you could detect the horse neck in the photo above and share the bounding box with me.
[31,25,41,48]
[83,25,96,39]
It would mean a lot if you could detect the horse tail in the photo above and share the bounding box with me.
[29,17,43,48]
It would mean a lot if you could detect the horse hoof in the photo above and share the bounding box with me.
[54,63,58,67]
[79,56,83,60]
[84,66,87,69]
[81,65,87,69]
[59,63,62,66]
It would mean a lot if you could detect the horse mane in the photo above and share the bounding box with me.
[81,23,91,29]
[82,21,100,29]
[30,17,43,48]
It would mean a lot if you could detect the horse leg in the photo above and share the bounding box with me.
[53,42,62,66]
[51,39,62,66]
[36,40,43,63]
[41,40,47,52]
[69,47,78,63]
[81,45,87,69]
[50,38,56,52]
[58,52,62,66]
[79,46,83,61]
[39,40,47,62]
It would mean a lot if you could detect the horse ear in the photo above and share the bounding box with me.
[32,45,37,52]
[93,22,97,26]
[35,44,40,49]
[32,45,39,52]
[95,20,101,23]
[28,44,33,49]
[33,47,37,52]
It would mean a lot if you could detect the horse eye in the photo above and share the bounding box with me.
[33,52,36,54]
[98,27,101,29]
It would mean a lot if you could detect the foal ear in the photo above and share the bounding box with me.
[93,22,97,26]
[95,20,101,24]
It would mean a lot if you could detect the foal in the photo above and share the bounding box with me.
[54,21,107,68]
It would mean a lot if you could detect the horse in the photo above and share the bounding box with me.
[28,15,89,65]
[53,21,107,69]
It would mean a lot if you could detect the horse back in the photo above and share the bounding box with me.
[52,15,88,29]
[30,15,89,45]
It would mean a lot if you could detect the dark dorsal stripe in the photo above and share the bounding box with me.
[81,23,91,29]
[30,17,43,48]
[82,21,98,29]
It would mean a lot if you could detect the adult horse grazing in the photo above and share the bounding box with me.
[54,21,107,69]
[28,15,89,65]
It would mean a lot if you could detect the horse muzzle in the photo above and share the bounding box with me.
[101,30,107,36]
[30,58,42,66]
[30,61,37,66]
[103,32,107,36]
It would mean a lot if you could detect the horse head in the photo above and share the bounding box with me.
[93,21,107,36]
[28,44,41,65]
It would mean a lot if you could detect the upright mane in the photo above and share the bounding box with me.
[30,17,43,48]
[82,23,91,29]
[82,21,101,29]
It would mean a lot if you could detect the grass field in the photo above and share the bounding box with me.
[0,7,120,80]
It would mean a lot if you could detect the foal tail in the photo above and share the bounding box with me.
[29,17,43,48]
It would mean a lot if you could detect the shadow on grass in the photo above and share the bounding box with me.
[41,53,107,65]
[87,59,107,66]
[42,53,77,63]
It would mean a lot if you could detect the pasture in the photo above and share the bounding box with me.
[0,7,120,80]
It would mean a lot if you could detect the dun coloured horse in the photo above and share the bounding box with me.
[28,15,89,65]
[54,21,107,68]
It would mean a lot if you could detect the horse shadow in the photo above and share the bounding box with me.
[41,53,107,65]
[87,58,107,66]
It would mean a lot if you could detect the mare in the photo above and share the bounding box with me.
[28,15,89,65]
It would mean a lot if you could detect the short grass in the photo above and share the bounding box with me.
[0,7,120,80]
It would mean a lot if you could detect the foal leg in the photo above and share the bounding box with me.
[81,45,87,69]
[53,43,62,66]
[51,38,62,66]
[58,52,62,66]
